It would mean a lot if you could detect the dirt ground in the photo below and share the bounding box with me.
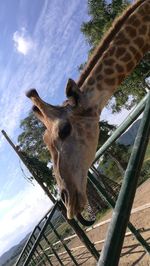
[51,179,150,266]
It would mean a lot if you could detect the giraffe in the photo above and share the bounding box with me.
[26,0,150,219]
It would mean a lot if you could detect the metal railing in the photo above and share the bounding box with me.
[97,91,150,265]
[15,200,101,266]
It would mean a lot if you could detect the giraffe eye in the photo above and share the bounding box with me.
[58,121,72,140]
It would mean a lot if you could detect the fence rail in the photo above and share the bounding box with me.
[98,91,150,265]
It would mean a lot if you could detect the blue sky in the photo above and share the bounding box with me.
[0,0,131,256]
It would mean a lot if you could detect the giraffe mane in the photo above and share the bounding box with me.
[77,0,145,88]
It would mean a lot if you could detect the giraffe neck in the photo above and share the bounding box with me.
[80,0,150,111]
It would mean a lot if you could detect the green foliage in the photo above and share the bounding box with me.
[100,154,121,181]
[21,152,56,195]
[18,112,57,195]
[112,54,150,112]
[80,0,150,112]
[18,111,50,163]
[97,121,116,148]
[81,0,129,53]
[97,121,130,181]
[109,143,131,169]
[98,121,130,177]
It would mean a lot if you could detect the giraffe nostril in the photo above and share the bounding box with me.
[61,189,68,205]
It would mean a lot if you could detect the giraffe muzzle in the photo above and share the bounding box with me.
[61,189,87,220]
[61,189,95,226]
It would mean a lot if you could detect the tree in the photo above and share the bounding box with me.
[18,111,50,163]
[20,151,56,196]
[80,0,150,112]
[97,121,131,181]
[81,0,129,53]
[99,142,131,181]
[97,121,116,148]
[112,54,150,112]
[18,112,57,196]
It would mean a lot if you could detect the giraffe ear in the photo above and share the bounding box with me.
[65,78,81,106]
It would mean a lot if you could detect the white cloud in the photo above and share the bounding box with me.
[13,28,34,55]
[0,183,52,256]
[0,0,89,149]
[101,106,132,126]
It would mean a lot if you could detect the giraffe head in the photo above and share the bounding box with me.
[26,79,99,219]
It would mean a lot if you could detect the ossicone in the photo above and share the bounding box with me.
[65,78,82,106]
[26,89,39,98]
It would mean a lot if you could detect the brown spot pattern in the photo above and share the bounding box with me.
[104,68,114,75]
[145,2,150,10]
[95,64,102,74]
[116,37,129,46]
[104,58,115,65]
[134,37,144,49]
[116,64,124,73]
[104,78,116,86]
[139,25,147,35]
[135,51,142,62]
[125,26,136,37]
[107,46,116,57]
[138,7,146,17]
[126,61,135,73]
[116,47,126,57]
[121,52,132,62]
[128,16,140,27]
[87,87,94,93]
[142,15,150,23]
[96,83,103,91]
[129,46,139,54]
[88,77,95,86]
[117,74,125,85]
[142,43,150,54]
[96,74,103,81]
[116,32,125,41]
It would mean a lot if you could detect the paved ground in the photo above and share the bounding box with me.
[51,179,150,265]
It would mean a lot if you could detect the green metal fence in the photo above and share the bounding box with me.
[2,92,150,266]
[15,201,99,266]
[97,91,150,265]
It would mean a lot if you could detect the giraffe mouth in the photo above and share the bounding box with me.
[61,189,86,220]
[61,190,95,226]
[64,192,96,226]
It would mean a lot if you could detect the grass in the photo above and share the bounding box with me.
[38,219,74,256]
[95,207,110,222]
